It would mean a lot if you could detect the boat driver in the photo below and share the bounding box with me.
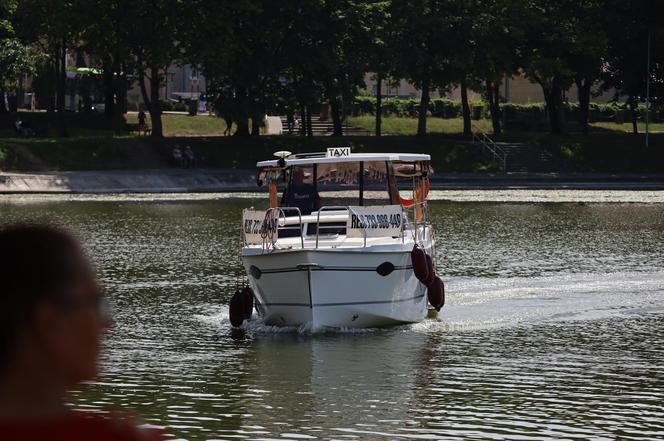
[283,167,320,215]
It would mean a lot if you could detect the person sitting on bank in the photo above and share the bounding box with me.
[184,146,195,168]
[0,225,164,441]
[282,168,320,215]
[172,145,183,167]
[14,119,35,137]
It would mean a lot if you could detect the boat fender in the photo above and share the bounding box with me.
[424,253,435,286]
[229,289,245,327]
[411,245,429,283]
[376,261,395,276]
[427,276,445,311]
[241,286,254,319]
[249,265,262,280]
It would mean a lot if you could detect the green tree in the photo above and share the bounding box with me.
[390,0,452,137]
[126,0,183,137]
[0,39,36,112]
[566,0,607,135]
[0,0,36,113]
[471,0,526,135]
[14,0,80,114]
[601,0,663,134]
[280,0,371,137]
[183,0,286,137]
[364,1,393,137]
[520,0,607,134]
[78,0,132,116]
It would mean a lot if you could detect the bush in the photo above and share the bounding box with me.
[161,101,174,111]
[353,96,376,115]
[429,99,461,118]
[173,101,187,112]
[352,96,633,125]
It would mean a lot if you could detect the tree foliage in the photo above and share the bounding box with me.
[1,0,661,137]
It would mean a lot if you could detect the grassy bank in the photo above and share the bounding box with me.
[347,116,494,135]
[125,113,228,136]
[2,132,663,173]
[1,112,662,173]
[0,135,497,173]
[348,115,664,136]
[1,111,229,138]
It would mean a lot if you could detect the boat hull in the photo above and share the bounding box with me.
[241,247,429,329]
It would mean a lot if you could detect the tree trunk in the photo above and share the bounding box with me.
[306,105,313,137]
[235,118,249,136]
[286,109,294,134]
[329,94,343,136]
[629,97,638,135]
[250,90,262,136]
[251,100,262,135]
[417,77,430,137]
[233,86,249,137]
[554,77,567,134]
[138,66,164,138]
[576,77,591,135]
[251,106,262,136]
[52,48,60,112]
[251,118,261,136]
[299,103,306,136]
[460,80,471,136]
[16,76,25,109]
[375,72,382,137]
[0,87,6,113]
[57,41,66,113]
[541,76,565,134]
[119,64,128,114]
[487,78,502,135]
[103,59,115,116]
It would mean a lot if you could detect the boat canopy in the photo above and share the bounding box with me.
[256,153,430,168]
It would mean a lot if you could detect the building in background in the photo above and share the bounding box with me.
[363,73,614,104]
[126,64,207,109]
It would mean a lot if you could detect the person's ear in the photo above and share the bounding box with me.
[32,302,66,351]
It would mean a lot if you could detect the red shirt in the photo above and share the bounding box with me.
[0,411,165,441]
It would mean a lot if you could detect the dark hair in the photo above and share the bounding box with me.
[0,224,90,369]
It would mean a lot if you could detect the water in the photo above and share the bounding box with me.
[1,191,663,440]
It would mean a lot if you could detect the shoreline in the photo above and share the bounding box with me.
[1,169,664,193]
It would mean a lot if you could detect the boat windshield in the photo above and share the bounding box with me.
[280,161,395,214]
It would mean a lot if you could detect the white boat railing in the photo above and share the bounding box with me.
[261,207,304,250]
[315,206,354,248]
[400,200,431,245]
[246,204,431,251]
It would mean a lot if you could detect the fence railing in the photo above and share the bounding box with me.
[472,132,507,170]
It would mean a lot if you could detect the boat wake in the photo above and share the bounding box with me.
[194,270,664,336]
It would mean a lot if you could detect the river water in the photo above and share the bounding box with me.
[1,191,663,440]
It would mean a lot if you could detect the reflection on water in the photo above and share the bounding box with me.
[0,193,663,440]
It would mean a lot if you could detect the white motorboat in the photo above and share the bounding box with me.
[230,148,444,329]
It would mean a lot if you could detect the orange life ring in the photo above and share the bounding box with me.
[400,178,430,207]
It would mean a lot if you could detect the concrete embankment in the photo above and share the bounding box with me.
[429,173,664,190]
[0,169,257,193]
[1,169,664,193]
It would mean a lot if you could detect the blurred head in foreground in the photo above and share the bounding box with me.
[0,224,107,416]
[0,224,164,440]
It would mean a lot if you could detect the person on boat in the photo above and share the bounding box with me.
[0,225,164,441]
[282,167,320,215]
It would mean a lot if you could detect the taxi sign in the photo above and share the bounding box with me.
[326,147,351,158]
